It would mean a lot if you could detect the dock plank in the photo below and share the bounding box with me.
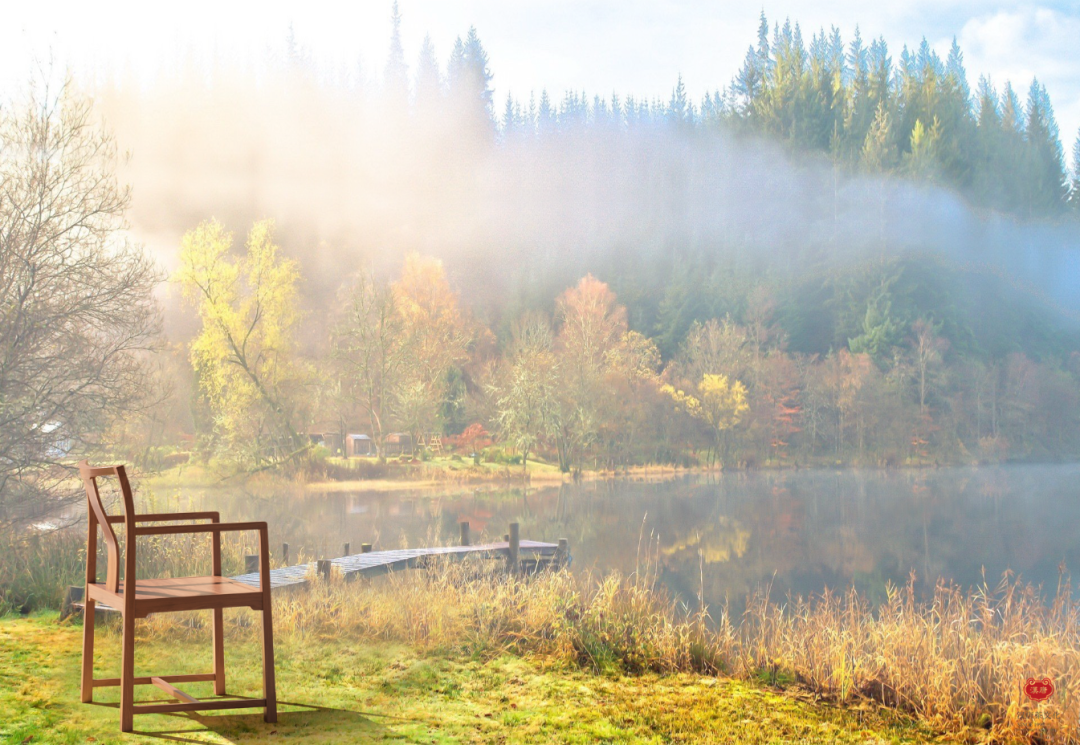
[229,539,560,590]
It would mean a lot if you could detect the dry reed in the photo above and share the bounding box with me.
[8,530,1079,743]
[146,560,1078,743]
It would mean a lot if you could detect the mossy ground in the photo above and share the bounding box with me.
[0,613,941,744]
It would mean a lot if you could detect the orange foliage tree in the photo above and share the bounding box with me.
[391,254,473,440]
[553,274,627,472]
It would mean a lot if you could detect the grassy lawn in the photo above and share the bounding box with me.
[0,613,939,744]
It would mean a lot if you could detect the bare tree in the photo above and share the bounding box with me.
[911,318,949,413]
[0,79,161,529]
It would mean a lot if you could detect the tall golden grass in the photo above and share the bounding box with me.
[735,574,1079,743]
[6,530,1078,743]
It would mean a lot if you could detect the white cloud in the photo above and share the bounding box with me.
[958,7,1080,143]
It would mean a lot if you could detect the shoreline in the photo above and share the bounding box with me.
[144,455,1062,492]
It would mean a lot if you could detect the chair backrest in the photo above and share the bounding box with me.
[79,460,136,593]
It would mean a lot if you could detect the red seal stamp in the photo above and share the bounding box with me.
[1024,678,1054,701]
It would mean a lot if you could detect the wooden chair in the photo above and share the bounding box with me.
[78,461,276,732]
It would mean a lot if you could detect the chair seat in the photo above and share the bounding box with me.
[87,576,263,617]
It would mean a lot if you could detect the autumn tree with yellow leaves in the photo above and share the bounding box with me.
[662,374,749,466]
[176,219,308,463]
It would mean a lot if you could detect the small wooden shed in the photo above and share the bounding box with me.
[346,434,375,457]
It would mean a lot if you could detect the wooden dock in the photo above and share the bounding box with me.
[65,523,568,615]
[230,539,562,591]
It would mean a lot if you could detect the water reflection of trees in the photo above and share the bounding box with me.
[163,465,1080,610]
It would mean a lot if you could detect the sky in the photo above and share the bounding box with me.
[2,0,1079,156]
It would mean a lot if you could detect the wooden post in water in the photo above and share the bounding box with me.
[507,523,520,575]
[361,543,372,553]
[317,559,332,581]
[556,538,569,569]
[459,521,470,546]
[282,543,289,566]
[343,542,350,557]
[245,555,259,575]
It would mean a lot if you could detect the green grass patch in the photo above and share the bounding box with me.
[0,612,937,743]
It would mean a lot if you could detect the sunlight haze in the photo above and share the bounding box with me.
[4,1,1079,140]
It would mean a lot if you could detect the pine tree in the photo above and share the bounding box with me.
[828,26,846,82]
[756,11,773,77]
[285,23,307,70]
[668,74,691,126]
[445,28,493,133]
[623,94,638,127]
[538,89,555,133]
[839,27,874,163]
[944,38,971,105]
[972,76,1005,207]
[654,264,705,359]
[415,34,442,112]
[862,100,897,171]
[447,36,466,93]
[733,46,764,113]
[591,94,603,127]
[384,2,409,108]
[758,18,808,143]
[862,100,897,253]
[611,91,623,128]
[847,26,867,86]
[1070,128,1080,213]
[867,37,891,102]
[1001,82,1024,136]
[991,81,1028,212]
[1023,78,1067,216]
[905,117,941,179]
[915,38,943,79]
[461,26,494,116]
[502,92,517,137]
[975,77,1000,130]
[806,27,844,152]
[561,91,586,129]
[898,45,916,89]
[935,37,976,188]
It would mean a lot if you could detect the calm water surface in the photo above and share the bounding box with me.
[154,464,1080,611]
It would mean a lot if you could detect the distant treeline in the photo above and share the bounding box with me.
[376,8,1080,221]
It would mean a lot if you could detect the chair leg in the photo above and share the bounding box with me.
[212,608,226,695]
[80,597,95,703]
[261,607,277,723]
[120,610,136,732]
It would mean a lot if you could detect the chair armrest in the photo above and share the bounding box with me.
[131,521,273,592]
[133,521,266,537]
[107,512,220,524]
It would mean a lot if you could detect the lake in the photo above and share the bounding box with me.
[152,464,1080,613]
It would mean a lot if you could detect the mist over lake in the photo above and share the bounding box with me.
[150,464,1080,613]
